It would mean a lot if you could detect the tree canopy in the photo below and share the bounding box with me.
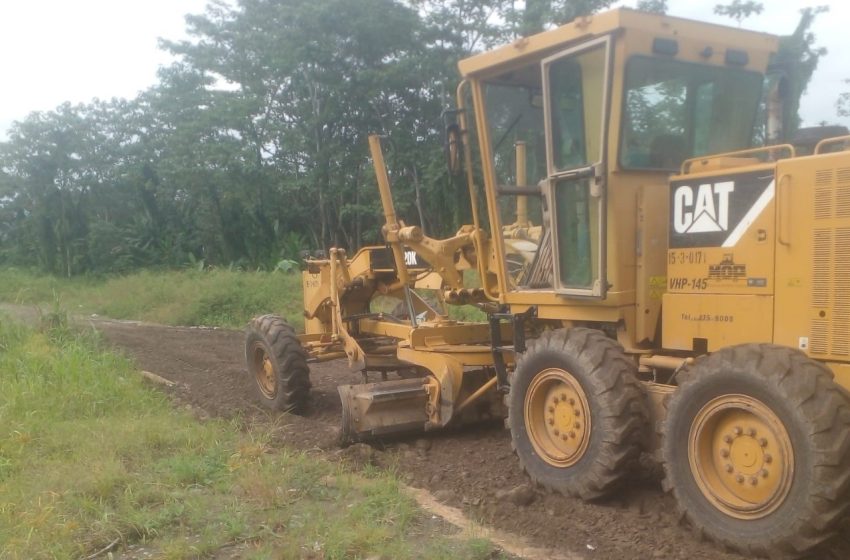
[0,0,828,275]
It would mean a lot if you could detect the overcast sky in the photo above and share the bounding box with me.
[1,0,848,141]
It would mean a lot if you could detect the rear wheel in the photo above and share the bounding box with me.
[245,314,311,413]
[507,328,647,499]
[662,344,850,557]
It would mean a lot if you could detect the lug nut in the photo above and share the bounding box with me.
[733,426,742,436]
[725,464,734,473]
[747,428,757,437]
[548,418,554,426]
[554,429,560,436]
[761,469,769,479]
[736,475,745,484]
[569,431,576,439]
[548,406,555,413]
[568,398,576,406]
[764,453,773,464]
[560,393,568,401]
[561,434,569,441]
[750,477,758,486]
[723,435,734,444]
[720,449,730,458]
[758,437,768,447]
[574,409,581,417]
[574,422,581,430]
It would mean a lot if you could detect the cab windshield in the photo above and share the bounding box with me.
[620,57,763,170]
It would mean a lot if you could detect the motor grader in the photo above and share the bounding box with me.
[244,8,850,558]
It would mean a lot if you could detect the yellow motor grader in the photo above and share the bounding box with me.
[245,8,850,557]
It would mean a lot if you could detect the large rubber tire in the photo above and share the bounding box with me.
[661,344,850,558]
[507,328,648,500]
[245,314,311,414]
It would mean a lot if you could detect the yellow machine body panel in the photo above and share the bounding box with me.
[662,163,778,350]
[774,151,850,362]
[660,147,850,384]
[663,293,773,351]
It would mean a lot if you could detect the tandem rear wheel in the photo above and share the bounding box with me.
[245,314,311,414]
[662,344,850,558]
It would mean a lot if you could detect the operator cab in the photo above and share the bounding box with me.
[458,9,776,319]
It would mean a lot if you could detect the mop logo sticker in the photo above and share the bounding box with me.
[669,172,775,249]
[673,181,734,234]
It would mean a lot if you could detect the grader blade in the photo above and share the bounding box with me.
[338,378,430,443]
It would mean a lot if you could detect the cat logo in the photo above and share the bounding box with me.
[673,181,735,234]
[669,172,774,250]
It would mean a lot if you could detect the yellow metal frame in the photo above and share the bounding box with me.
[456,7,779,351]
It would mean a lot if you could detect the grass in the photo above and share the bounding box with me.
[0,267,304,330]
[0,318,505,559]
[0,267,489,330]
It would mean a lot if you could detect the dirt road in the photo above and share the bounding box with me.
[13,308,848,560]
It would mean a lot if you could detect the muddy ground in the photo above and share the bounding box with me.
[44,314,850,559]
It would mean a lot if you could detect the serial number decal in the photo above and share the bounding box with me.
[304,274,322,289]
[668,250,707,266]
[669,277,708,291]
[680,313,735,323]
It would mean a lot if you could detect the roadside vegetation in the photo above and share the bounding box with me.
[0,267,485,328]
[0,318,502,559]
[0,267,304,330]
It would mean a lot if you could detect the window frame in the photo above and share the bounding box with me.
[541,35,613,298]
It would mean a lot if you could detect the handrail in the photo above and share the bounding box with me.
[680,144,796,175]
[815,135,850,154]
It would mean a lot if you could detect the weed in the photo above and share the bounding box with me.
[0,321,503,559]
[0,267,304,329]
[0,266,492,330]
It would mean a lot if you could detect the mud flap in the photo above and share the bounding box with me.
[338,378,429,443]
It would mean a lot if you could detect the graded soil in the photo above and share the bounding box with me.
[57,316,850,559]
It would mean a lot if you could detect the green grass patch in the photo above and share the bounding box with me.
[0,267,491,330]
[0,319,504,559]
[0,268,304,330]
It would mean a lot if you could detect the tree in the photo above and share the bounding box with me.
[714,3,827,137]
[714,1,763,25]
[163,0,445,252]
[771,7,828,135]
[837,81,850,118]
[636,0,667,14]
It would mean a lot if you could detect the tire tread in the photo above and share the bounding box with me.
[508,328,648,500]
[661,343,850,557]
[245,314,311,413]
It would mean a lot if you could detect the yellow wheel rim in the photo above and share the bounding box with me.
[524,368,591,468]
[689,395,794,519]
[251,343,277,399]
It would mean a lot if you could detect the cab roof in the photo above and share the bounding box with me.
[457,8,779,78]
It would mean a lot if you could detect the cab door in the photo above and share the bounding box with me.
[542,36,612,298]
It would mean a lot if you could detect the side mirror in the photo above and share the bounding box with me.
[445,123,463,176]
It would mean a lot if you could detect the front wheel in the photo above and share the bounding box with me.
[245,314,311,413]
[507,328,647,500]
[661,344,850,558]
